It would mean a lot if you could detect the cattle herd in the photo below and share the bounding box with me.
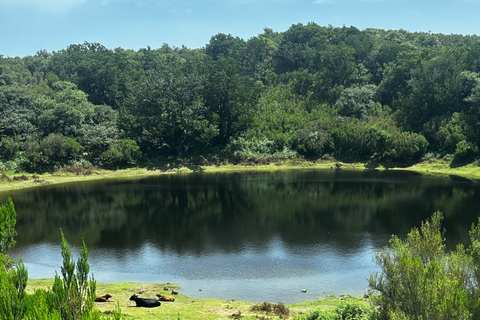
[96,287,179,308]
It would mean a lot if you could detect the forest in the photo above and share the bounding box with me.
[2,23,480,172]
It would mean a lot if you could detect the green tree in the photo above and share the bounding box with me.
[335,84,377,118]
[248,84,312,151]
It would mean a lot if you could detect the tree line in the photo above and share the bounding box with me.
[2,23,480,171]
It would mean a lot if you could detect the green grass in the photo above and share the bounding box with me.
[2,159,479,194]
[25,280,367,320]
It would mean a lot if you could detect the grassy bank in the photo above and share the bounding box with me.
[26,279,367,320]
[1,159,479,194]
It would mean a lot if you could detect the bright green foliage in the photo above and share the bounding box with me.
[228,137,297,161]
[248,84,315,151]
[369,212,473,320]
[52,230,97,320]
[330,117,428,163]
[0,254,29,320]
[0,197,17,254]
[293,301,376,320]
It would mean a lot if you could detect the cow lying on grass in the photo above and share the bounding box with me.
[156,293,175,302]
[129,294,161,308]
[95,294,112,302]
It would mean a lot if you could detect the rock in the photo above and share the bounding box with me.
[302,289,307,293]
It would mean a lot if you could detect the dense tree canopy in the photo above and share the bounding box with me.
[2,23,480,171]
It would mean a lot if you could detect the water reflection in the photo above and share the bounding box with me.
[4,169,480,303]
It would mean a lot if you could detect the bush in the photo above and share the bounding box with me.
[293,301,376,320]
[369,211,473,320]
[295,124,334,157]
[56,160,95,176]
[22,134,84,171]
[0,136,22,160]
[251,302,290,318]
[335,301,376,320]
[228,137,297,162]
[98,139,141,168]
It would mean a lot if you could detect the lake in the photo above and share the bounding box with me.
[3,169,480,303]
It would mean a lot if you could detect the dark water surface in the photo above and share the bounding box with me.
[3,169,480,303]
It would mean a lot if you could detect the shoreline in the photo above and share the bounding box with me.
[1,159,480,194]
[25,279,369,319]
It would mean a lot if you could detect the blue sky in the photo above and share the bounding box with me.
[0,0,479,57]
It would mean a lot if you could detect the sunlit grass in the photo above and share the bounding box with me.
[1,159,479,194]
[25,280,362,320]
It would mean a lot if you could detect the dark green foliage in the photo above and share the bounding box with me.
[335,85,377,118]
[22,134,83,171]
[0,137,22,161]
[98,139,141,168]
[3,25,480,170]
[0,197,17,254]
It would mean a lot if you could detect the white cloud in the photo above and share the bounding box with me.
[0,0,87,14]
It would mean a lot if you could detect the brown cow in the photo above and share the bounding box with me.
[156,293,175,302]
[95,294,112,302]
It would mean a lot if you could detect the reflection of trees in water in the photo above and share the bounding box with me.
[10,184,130,245]
[5,170,480,253]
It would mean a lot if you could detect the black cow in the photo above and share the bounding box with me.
[129,294,161,308]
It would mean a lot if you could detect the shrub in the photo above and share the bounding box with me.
[98,139,141,168]
[0,197,17,254]
[293,302,377,320]
[0,173,12,181]
[12,175,29,181]
[22,134,84,171]
[369,211,472,320]
[56,160,95,176]
[335,301,376,320]
[251,302,290,318]
[51,230,98,320]
[228,137,297,162]
[0,136,22,160]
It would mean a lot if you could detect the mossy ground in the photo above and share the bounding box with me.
[26,279,366,320]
